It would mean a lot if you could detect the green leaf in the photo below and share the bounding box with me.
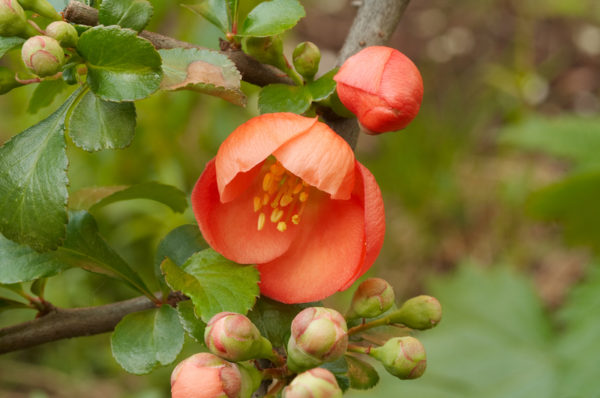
[182,0,229,33]
[30,277,46,297]
[0,36,25,58]
[258,84,311,114]
[307,69,337,101]
[238,0,305,37]
[99,0,154,32]
[55,210,155,299]
[0,234,68,284]
[247,297,312,348]
[321,357,350,392]
[176,300,206,342]
[111,305,185,374]
[346,355,379,390]
[0,91,80,251]
[0,296,30,312]
[78,25,162,101]
[67,88,136,151]
[27,79,68,114]
[161,249,259,322]
[159,48,245,106]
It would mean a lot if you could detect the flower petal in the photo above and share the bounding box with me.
[272,121,355,199]
[258,197,366,303]
[216,113,318,202]
[333,46,393,94]
[192,160,298,264]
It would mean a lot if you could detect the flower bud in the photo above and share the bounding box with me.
[21,35,65,77]
[0,0,37,38]
[292,41,320,80]
[286,307,348,373]
[389,295,442,330]
[283,368,342,398]
[0,66,22,94]
[370,336,426,379]
[347,278,395,319]
[242,36,286,71]
[204,312,273,362]
[45,21,78,48]
[334,46,423,134]
[171,353,259,398]
[17,0,61,21]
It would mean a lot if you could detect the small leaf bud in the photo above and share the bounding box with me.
[287,307,348,373]
[45,21,78,48]
[0,66,22,94]
[370,336,427,379]
[0,0,37,38]
[17,0,61,21]
[21,35,65,77]
[242,36,286,71]
[389,295,442,330]
[283,368,343,398]
[292,41,320,80]
[204,312,274,362]
[347,278,395,319]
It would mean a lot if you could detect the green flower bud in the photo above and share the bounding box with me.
[283,368,342,398]
[292,41,320,80]
[287,307,348,373]
[204,312,274,362]
[21,35,64,77]
[347,278,395,319]
[0,0,37,38]
[389,295,442,330]
[242,35,286,71]
[45,21,78,47]
[0,66,22,94]
[370,336,427,379]
[17,0,61,21]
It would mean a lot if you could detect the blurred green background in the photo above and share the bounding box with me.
[1,0,600,396]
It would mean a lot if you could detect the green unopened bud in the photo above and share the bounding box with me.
[292,41,320,80]
[21,35,64,77]
[287,307,348,373]
[0,66,22,94]
[242,35,286,71]
[45,21,78,47]
[347,278,395,319]
[283,368,342,398]
[0,0,37,37]
[370,336,426,379]
[204,312,274,362]
[17,0,61,20]
[389,295,442,330]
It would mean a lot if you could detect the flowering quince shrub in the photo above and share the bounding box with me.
[0,0,443,396]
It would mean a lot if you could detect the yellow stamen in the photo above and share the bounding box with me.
[292,183,303,194]
[253,196,262,212]
[280,194,293,207]
[262,193,270,205]
[257,213,266,231]
[271,190,285,208]
[277,221,287,232]
[291,214,300,225]
[299,191,309,202]
[262,173,274,192]
[270,163,285,176]
[270,208,284,223]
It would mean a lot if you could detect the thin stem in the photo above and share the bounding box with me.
[264,379,286,398]
[347,344,373,355]
[347,316,392,336]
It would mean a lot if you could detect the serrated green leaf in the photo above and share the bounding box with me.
[247,297,312,348]
[182,0,229,33]
[321,357,350,392]
[346,355,379,390]
[68,88,136,151]
[161,249,259,322]
[99,0,153,32]
[159,48,245,106]
[55,210,155,299]
[0,90,80,251]
[78,25,162,101]
[0,36,25,58]
[111,305,184,374]
[307,68,337,101]
[0,296,30,312]
[238,0,305,37]
[27,79,68,114]
[258,84,311,114]
[176,299,206,342]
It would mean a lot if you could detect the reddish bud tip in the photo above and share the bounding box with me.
[370,336,427,380]
[21,35,65,77]
[347,277,395,319]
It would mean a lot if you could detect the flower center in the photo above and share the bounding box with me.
[253,159,310,232]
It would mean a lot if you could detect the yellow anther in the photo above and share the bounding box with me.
[262,193,270,205]
[280,194,293,207]
[270,208,284,223]
[293,183,303,194]
[299,191,309,202]
[271,190,284,208]
[270,162,285,176]
[262,173,274,192]
[257,213,266,231]
[291,214,300,225]
[253,196,262,212]
[277,221,287,232]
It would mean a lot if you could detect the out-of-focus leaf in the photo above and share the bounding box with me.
[182,0,229,33]
[78,26,162,101]
[161,249,259,322]
[176,300,206,342]
[346,355,380,390]
[111,305,184,374]
[258,84,311,114]
[307,68,337,101]
[159,48,245,106]
[238,0,305,37]
[321,357,350,392]
[27,79,68,114]
[30,278,46,297]
[0,36,25,58]
[68,89,136,151]
[0,296,30,312]
[99,0,154,32]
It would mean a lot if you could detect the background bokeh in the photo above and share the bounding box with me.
[1,0,600,396]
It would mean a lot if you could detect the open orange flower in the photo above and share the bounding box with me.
[191,113,385,303]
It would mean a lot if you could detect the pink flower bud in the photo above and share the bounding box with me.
[283,368,342,398]
[334,46,423,134]
[287,307,348,372]
[370,336,427,379]
[204,312,273,362]
[21,35,65,77]
[347,277,395,319]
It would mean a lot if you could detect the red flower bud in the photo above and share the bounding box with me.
[283,368,342,398]
[334,46,423,134]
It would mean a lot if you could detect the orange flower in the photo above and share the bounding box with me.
[191,113,385,304]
